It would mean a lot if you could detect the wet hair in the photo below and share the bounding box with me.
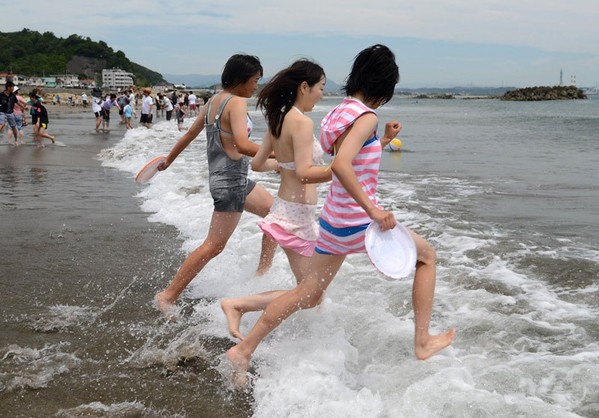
[343,44,399,106]
[221,54,263,89]
[257,59,325,137]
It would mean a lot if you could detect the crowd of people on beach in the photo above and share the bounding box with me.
[0,79,204,145]
[150,44,456,387]
[91,88,202,132]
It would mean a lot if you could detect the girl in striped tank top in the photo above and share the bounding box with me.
[226,45,455,386]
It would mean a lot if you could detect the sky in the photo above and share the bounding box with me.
[8,0,599,88]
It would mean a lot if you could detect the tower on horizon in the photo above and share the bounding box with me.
[560,69,563,86]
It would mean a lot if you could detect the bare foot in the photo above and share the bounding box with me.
[50,136,56,144]
[220,299,245,341]
[154,292,178,321]
[415,328,456,360]
[226,346,250,388]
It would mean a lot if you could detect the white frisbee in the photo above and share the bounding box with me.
[365,222,417,279]
[135,155,167,184]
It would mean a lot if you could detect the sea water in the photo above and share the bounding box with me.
[93,96,597,416]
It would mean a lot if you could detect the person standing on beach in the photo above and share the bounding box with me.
[123,99,134,129]
[0,81,20,144]
[175,100,186,131]
[140,88,153,128]
[81,92,88,108]
[154,54,277,318]
[221,59,331,340]
[161,94,174,121]
[128,90,137,117]
[155,93,163,119]
[188,91,197,116]
[91,92,103,133]
[100,93,121,132]
[225,45,455,386]
[6,86,28,145]
[170,90,178,111]
[117,92,128,124]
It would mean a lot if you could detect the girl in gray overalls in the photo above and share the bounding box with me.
[154,55,278,317]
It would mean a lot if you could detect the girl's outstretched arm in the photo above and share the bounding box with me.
[159,106,206,171]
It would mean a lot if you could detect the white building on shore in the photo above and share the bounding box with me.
[0,73,29,86]
[102,68,134,90]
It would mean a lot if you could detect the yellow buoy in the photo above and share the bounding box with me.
[388,138,403,151]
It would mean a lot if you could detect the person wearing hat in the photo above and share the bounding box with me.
[0,81,20,144]
[6,85,28,145]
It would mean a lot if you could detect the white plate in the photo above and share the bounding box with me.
[365,222,417,279]
[135,155,167,184]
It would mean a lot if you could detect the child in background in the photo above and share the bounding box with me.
[123,99,133,129]
[175,100,186,131]
[30,90,55,147]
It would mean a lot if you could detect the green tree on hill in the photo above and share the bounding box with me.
[0,29,165,87]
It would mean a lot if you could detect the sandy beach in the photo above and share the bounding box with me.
[0,110,255,417]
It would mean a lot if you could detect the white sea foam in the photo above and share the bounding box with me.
[0,343,80,391]
[31,305,99,333]
[99,104,598,417]
[55,401,182,418]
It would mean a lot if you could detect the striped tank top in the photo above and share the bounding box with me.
[319,98,381,228]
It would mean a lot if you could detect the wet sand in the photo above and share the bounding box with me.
[0,111,253,417]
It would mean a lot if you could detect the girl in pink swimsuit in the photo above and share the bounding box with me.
[226,45,455,386]
[221,59,330,340]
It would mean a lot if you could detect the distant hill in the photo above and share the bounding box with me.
[164,73,344,93]
[0,29,165,86]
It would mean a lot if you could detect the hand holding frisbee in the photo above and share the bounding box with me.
[365,222,417,279]
[135,155,167,184]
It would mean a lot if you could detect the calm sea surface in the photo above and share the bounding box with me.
[1,96,598,417]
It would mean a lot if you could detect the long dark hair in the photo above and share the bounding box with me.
[257,59,325,138]
[221,54,263,89]
[344,44,399,106]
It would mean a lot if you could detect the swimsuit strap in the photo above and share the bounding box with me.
[204,94,234,128]
[215,95,235,129]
